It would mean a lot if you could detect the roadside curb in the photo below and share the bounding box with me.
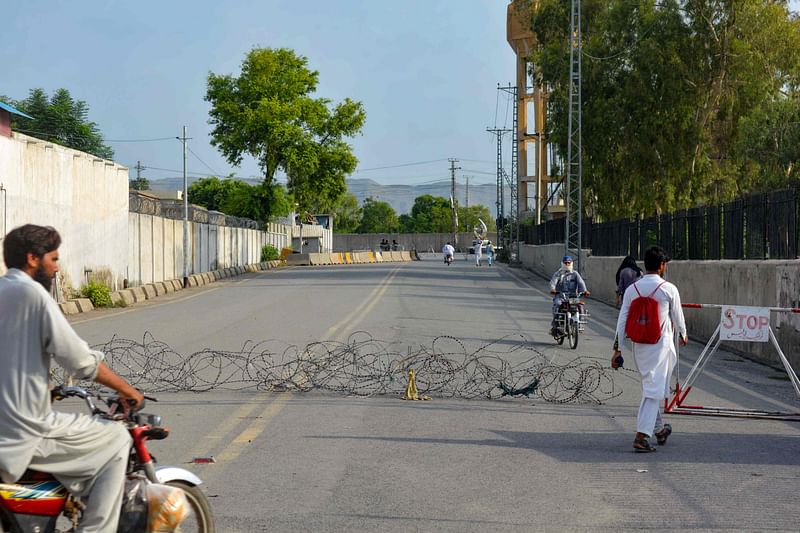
[61,259,285,316]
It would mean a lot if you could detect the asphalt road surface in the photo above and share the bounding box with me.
[67,257,800,532]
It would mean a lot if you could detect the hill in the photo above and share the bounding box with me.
[146,177,499,215]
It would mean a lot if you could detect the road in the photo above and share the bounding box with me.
[67,257,800,532]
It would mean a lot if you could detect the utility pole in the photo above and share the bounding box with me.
[486,126,512,256]
[465,176,470,208]
[177,127,192,287]
[449,158,461,250]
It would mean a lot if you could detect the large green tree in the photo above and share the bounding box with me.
[188,176,291,222]
[331,192,361,233]
[357,197,398,233]
[528,0,800,219]
[4,88,114,159]
[206,48,366,214]
[402,195,452,232]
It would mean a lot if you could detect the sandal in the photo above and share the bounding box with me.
[655,424,672,445]
[633,436,656,453]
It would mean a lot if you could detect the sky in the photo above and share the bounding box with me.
[3,1,798,189]
[1,0,516,187]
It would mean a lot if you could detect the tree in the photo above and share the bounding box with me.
[206,47,366,213]
[129,177,150,191]
[357,197,398,233]
[458,205,495,234]
[527,0,800,219]
[7,88,114,159]
[188,176,291,222]
[403,195,452,233]
[331,192,361,233]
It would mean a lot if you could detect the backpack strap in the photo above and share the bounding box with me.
[633,282,642,297]
[648,281,667,298]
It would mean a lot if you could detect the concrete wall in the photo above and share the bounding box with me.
[520,244,800,369]
[333,232,479,252]
[0,132,128,289]
[128,213,291,285]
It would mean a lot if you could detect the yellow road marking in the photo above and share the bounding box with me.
[321,266,401,340]
[187,396,266,459]
[215,396,288,463]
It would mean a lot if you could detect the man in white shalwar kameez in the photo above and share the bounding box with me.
[473,239,483,266]
[0,224,144,532]
[614,245,687,452]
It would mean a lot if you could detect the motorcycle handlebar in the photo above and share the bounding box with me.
[51,385,156,418]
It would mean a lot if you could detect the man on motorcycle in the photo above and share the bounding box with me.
[549,255,590,336]
[0,224,144,532]
[442,242,455,265]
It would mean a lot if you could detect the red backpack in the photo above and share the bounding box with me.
[625,281,666,344]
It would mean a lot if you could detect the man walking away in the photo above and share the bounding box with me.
[472,239,483,267]
[613,245,687,452]
[486,241,495,266]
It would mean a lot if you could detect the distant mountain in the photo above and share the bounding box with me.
[147,176,500,216]
[346,178,499,215]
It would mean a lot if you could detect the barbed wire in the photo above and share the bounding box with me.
[72,332,626,404]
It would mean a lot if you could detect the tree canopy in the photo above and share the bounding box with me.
[3,88,114,159]
[206,47,366,214]
[188,176,291,223]
[331,192,361,233]
[357,197,398,233]
[527,0,800,219]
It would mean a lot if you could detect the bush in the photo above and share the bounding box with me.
[82,281,113,308]
[260,244,280,262]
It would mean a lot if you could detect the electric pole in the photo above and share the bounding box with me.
[486,126,512,255]
[177,127,192,287]
[449,158,461,250]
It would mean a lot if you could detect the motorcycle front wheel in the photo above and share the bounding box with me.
[569,320,579,349]
[167,481,215,533]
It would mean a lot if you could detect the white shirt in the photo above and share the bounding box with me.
[0,269,103,481]
[442,244,455,256]
[615,273,687,399]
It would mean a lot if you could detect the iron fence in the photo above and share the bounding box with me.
[520,188,799,259]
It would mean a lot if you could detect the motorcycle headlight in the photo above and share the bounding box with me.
[137,413,163,426]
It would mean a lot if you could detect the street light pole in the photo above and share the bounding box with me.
[180,126,189,287]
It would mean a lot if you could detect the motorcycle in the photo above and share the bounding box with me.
[551,292,589,349]
[0,386,214,533]
[444,254,453,266]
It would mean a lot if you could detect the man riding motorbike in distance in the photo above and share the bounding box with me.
[442,241,455,265]
[549,255,590,336]
[0,224,144,533]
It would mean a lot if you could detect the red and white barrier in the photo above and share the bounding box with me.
[666,303,800,421]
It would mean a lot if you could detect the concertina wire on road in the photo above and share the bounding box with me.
[62,332,627,404]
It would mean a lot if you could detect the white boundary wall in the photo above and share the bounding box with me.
[128,214,291,285]
[0,132,128,288]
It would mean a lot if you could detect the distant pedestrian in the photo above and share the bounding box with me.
[615,255,643,308]
[486,241,495,266]
[472,239,483,267]
[614,245,687,453]
[442,242,455,265]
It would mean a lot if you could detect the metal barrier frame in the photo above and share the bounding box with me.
[666,303,800,421]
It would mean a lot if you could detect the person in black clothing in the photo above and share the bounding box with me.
[615,256,643,308]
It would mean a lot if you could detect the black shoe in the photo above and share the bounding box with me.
[655,424,672,445]
[633,436,656,453]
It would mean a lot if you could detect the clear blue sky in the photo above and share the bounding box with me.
[2,1,798,188]
[1,0,514,186]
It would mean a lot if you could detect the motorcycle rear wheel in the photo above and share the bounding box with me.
[167,481,215,533]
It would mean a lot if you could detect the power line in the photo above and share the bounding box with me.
[187,146,221,176]
[354,159,449,172]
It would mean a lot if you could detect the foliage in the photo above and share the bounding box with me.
[129,177,150,190]
[206,47,366,213]
[400,195,452,232]
[357,197,398,233]
[458,204,496,234]
[5,88,114,159]
[528,0,800,219]
[260,244,280,262]
[331,192,361,233]
[81,281,112,308]
[188,176,291,222]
